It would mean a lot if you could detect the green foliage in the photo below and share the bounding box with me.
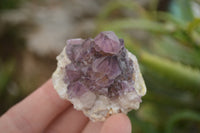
[169,0,194,22]
[165,110,200,133]
[0,0,23,11]
[98,18,174,34]
[97,0,200,132]
[140,52,200,90]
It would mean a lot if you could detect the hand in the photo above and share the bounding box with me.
[0,79,132,133]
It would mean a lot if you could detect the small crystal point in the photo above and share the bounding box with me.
[94,31,123,55]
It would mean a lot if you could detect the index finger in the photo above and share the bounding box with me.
[0,79,71,133]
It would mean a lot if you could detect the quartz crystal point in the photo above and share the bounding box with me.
[52,31,146,121]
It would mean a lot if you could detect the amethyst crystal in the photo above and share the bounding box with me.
[52,31,147,121]
[94,31,123,54]
[64,31,134,99]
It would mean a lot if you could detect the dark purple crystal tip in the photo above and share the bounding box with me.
[65,31,134,99]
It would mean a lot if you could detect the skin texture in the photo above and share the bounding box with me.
[0,79,132,133]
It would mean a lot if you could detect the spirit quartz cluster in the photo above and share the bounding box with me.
[52,31,146,121]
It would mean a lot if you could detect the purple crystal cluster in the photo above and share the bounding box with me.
[64,31,134,99]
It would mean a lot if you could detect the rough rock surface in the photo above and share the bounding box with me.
[52,31,146,121]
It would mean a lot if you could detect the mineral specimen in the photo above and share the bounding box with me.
[52,31,146,121]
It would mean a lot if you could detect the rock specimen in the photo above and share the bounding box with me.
[52,31,146,121]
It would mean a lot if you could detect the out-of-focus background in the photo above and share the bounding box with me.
[0,0,200,132]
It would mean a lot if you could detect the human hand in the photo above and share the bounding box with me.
[0,79,132,133]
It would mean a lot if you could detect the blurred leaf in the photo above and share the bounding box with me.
[98,18,175,34]
[140,51,200,91]
[171,29,199,48]
[165,110,200,133]
[187,18,200,46]
[187,18,200,33]
[98,0,148,21]
[152,36,200,68]
[156,12,186,27]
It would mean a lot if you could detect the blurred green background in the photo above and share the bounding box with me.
[0,0,200,132]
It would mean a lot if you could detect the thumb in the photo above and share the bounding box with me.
[100,113,132,133]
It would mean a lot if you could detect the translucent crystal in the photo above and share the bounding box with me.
[94,31,123,55]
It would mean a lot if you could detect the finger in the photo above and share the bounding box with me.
[45,106,89,133]
[0,79,71,133]
[82,121,104,133]
[100,113,132,133]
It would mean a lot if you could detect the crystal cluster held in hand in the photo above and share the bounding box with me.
[52,31,146,121]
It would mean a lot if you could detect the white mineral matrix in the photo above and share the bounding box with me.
[52,31,147,121]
